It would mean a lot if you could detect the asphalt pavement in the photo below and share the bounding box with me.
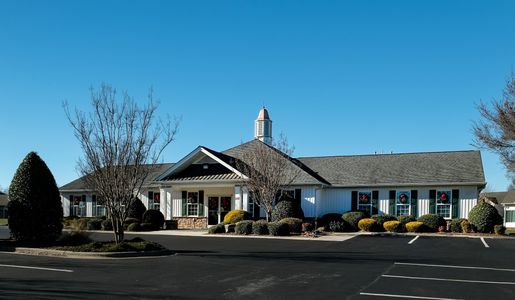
[1,226,515,299]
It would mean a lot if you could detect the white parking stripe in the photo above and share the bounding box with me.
[0,264,73,273]
[395,262,515,272]
[382,274,515,285]
[408,235,419,244]
[359,292,463,300]
[480,237,490,248]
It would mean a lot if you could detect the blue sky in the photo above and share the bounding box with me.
[0,0,513,191]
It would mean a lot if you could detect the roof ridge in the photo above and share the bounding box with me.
[297,149,480,159]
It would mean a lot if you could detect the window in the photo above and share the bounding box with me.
[187,192,199,216]
[70,195,87,217]
[396,191,411,216]
[92,195,106,217]
[148,191,160,210]
[358,192,372,215]
[436,191,451,219]
[506,209,515,223]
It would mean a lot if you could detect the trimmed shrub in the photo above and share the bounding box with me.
[57,231,92,246]
[328,221,347,232]
[252,220,269,235]
[468,202,503,233]
[405,221,425,232]
[461,219,472,233]
[372,214,397,228]
[302,222,314,232]
[101,219,113,231]
[225,224,235,233]
[87,219,102,230]
[271,200,304,222]
[398,215,416,225]
[494,225,506,235]
[417,214,446,232]
[208,224,225,234]
[450,218,467,233]
[223,210,252,224]
[127,222,141,232]
[127,198,146,221]
[235,220,254,235]
[140,223,157,231]
[358,218,380,232]
[124,217,140,226]
[7,152,63,242]
[142,209,165,230]
[319,213,343,229]
[268,222,290,236]
[342,211,368,231]
[383,220,404,233]
[279,217,303,233]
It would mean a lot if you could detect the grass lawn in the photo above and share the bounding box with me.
[0,218,7,226]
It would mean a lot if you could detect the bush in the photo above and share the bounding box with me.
[328,221,347,232]
[279,217,303,233]
[208,224,225,234]
[319,213,343,229]
[127,222,141,232]
[140,223,157,231]
[342,211,368,231]
[468,202,503,233]
[461,219,472,233]
[235,220,254,235]
[225,224,235,233]
[124,217,140,226]
[494,225,506,235]
[101,219,113,231]
[302,222,314,232]
[127,198,146,221]
[142,209,165,230]
[56,231,92,246]
[252,220,269,235]
[383,220,404,233]
[398,215,416,225]
[7,152,63,242]
[223,210,252,224]
[87,219,103,230]
[267,222,290,236]
[372,214,397,228]
[450,218,467,233]
[68,218,89,231]
[405,221,425,232]
[417,214,446,232]
[358,218,380,232]
[271,200,304,222]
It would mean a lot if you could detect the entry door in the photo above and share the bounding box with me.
[220,197,231,222]
[208,197,219,225]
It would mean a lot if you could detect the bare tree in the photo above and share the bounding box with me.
[236,135,300,221]
[64,83,178,243]
[473,72,515,188]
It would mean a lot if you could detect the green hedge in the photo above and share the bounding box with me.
[468,202,503,233]
[252,220,269,235]
[279,217,303,233]
[342,211,368,231]
[268,222,290,236]
[235,220,254,235]
[417,214,446,232]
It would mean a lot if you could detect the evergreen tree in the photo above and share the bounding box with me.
[8,152,63,242]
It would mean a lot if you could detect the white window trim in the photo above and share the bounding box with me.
[357,191,373,215]
[436,190,452,219]
[396,191,411,217]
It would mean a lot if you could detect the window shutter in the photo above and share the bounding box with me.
[389,190,396,216]
[182,191,187,216]
[429,189,436,214]
[452,189,459,219]
[411,190,418,218]
[198,190,204,216]
[372,190,379,215]
[295,189,302,205]
[351,191,358,211]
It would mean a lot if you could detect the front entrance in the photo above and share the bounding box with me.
[208,196,232,225]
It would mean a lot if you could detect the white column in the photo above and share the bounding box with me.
[234,186,242,210]
[242,186,249,212]
[160,188,167,219]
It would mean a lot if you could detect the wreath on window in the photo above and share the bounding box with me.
[399,193,409,204]
[360,193,369,203]
[438,191,449,203]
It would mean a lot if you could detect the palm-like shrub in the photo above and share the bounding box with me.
[223,210,252,224]
[468,202,503,233]
[7,152,63,242]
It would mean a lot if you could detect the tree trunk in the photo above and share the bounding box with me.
[111,217,124,243]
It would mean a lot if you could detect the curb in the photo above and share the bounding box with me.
[1,247,174,259]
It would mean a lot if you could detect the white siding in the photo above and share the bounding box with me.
[171,190,182,218]
[61,195,70,217]
[379,198,389,215]
[318,188,350,216]
[299,186,316,217]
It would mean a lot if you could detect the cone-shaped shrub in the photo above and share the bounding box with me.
[8,152,63,242]
[127,198,147,221]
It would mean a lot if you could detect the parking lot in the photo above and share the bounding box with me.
[0,227,514,299]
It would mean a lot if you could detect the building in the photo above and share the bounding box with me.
[59,107,486,229]
[0,192,8,219]
[481,190,515,228]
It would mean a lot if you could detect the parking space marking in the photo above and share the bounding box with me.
[480,237,490,248]
[0,264,73,273]
[408,235,419,244]
[394,262,515,272]
[382,274,515,285]
[359,292,462,300]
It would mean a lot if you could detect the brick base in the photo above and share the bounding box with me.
[173,217,208,229]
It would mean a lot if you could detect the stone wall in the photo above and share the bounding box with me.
[173,217,207,229]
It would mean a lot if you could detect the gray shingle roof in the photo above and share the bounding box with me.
[164,163,241,181]
[297,150,485,187]
[60,163,174,191]
[0,193,8,206]
[481,190,515,204]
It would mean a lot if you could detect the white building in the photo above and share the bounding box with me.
[60,107,486,228]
